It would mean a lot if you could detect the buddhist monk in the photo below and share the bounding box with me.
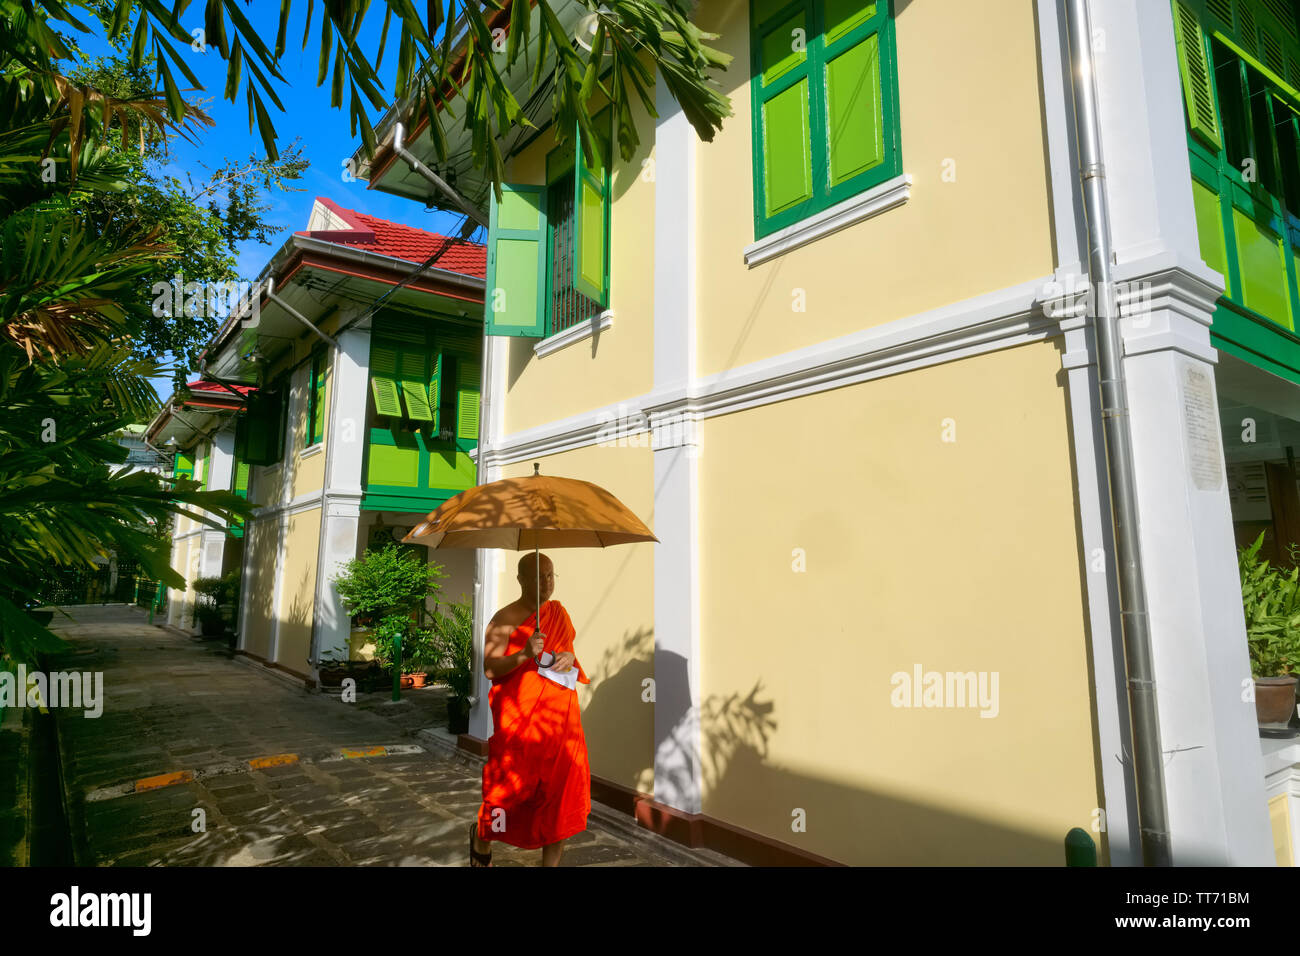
[469,552,590,867]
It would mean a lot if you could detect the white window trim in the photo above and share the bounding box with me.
[743,173,912,267]
[534,310,615,358]
[299,442,325,461]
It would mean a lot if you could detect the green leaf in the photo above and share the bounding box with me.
[155,52,186,122]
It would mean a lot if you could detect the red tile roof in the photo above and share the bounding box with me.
[296,197,486,279]
[186,380,256,397]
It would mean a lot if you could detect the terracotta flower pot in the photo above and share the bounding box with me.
[399,675,415,690]
[407,672,428,688]
[1254,676,1299,728]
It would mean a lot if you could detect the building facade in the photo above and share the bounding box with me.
[348,0,1295,866]
[149,198,486,673]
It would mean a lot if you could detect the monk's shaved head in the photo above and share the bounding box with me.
[518,552,553,577]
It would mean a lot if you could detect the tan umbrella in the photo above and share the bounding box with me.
[402,463,657,651]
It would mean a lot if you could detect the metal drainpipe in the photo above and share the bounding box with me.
[264,277,339,351]
[1063,0,1172,866]
[392,122,490,229]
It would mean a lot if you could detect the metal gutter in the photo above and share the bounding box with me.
[1063,0,1172,866]
[391,121,489,227]
[288,235,486,293]
[264,276,338,351]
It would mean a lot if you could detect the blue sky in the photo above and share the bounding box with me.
[75,3,472,392]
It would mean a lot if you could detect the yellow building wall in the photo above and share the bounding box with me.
[291,354,329,499]
[499,91,656,436]
[696,341,1101,865]
[170,534,200,629]
[492,445,656,792]
[693,0,1055,378]
[274,507,321,674]
[1269,792,1294,866]
[241,516,279,659]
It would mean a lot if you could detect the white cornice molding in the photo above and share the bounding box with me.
[1051,261,1223,370]
[534,310,614,358]
[742,173,912,267]
[483,274,1056,467]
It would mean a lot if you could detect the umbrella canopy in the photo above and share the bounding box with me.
[402,464,656,671]
[401,467,658,550]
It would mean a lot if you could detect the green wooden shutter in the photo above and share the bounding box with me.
[399,347,433,421]
[198,443,210,490]
[242,386,286,465]
[821,1,888,197]
[233,461,250,497]
[310,350,327,445]
[573,121,610,305]
[457,360,480,441]
[1173,1,1224,148]
[752,0,815,225]
[370,344,403,417]
[485,184,548,337]
[172,450,195,481]
[429,351,442,433]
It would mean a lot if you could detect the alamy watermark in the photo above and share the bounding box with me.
[151,271,260,322]
[595,403,700,457]
[890,664,999,718]
[1,665,103,717]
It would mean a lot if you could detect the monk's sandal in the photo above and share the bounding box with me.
[469,824,492,867]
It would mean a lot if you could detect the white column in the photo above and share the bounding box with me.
[469,332,505,741]
[208,427,236,502]
[1075,0,1274,864]
[311,326,370,666]
[195,427,236,584]
[650,72,703,815]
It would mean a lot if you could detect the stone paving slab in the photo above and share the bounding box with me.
[45,605,739,867]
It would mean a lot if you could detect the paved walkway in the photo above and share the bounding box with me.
[44,605,735,867]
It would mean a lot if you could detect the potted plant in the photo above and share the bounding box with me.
[429,599,475,734]
[1239,532,1300,731]
[333,545,446,690]
[193,575,228,637]
[402,626,437,688]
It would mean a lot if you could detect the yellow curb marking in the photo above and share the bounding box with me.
[134,770,193,793]
[341,746,386,759]
[248,753,299,770]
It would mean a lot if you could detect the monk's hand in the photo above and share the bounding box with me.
[551,651,576,673]
[525,631,545,660]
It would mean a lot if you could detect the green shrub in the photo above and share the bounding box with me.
[1239,532,1300,678]
[428,600,474,699]
[333,544,446,622]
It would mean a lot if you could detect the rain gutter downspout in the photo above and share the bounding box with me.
[391,122,490,229]
[264,276,339,351]
[1063,0,1172,866]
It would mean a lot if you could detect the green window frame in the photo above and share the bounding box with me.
[486,116,612,339]
[305,348,328,447]
[749,0,901,240]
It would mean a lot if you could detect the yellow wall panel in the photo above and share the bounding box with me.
[241,516,279,659]
[694,0,1055,378]
[274,507,321,674]
[696,341,1100,865]
[1269,792,1294,867]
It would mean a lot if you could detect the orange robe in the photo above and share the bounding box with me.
[475,600,591,849]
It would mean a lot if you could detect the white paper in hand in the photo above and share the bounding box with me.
[536,652,579,690]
